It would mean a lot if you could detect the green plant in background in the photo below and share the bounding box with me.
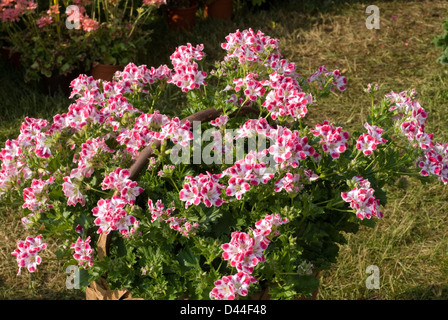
[89,0,159,67]
[1,0,97,81]
[434,14,448,64]
[0,0,161,81]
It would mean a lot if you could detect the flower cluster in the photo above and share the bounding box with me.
[308,65,347,92]
[179,121,321,206]
[179,172,225,208]
[75,137,115,177]
[210,214,289,300]
[166,217,199,237]
[268,125,319,167]
[21,176,55,228]
[101,167,144,204]
[11,235,47,275]
[62,169,87,207]
[70,236,94,268]
[147,199,174,222]
[341,176,383,220]
[223,151,274,199]
[168,43,207,92]
[311,120,349,159]
[0,0,37,22]
[384,90,448,183]
[92,196,139,238]
[221,28,281,67]
[22,177,55,213]
[148,199,198,236]
[233,73,266,102]
[209,272,258,300]
[356,123,387,156]
[263,72,313,121]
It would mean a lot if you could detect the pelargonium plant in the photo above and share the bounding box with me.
[3,28,444,300]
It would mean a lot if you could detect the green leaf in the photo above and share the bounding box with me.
[60,63,71,72]
[177,247,199,269]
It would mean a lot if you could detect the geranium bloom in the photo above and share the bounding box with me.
[168,62,207,92]
[274,172,302,193]
[62,169,86,207]
[22,177,55,213]
[210,115,229,129]
[81,17,99,32]
[311,121,349,159]
[230,272,258,297]
[221,28,280,66]
[356,133,378,155]
[148,199,174,222]
[153,118,193,147]
[179,172,225,208]
[69,74,99,99]
[331,69,347,91]
[92,196,139,237]
[225,177,251,200]
[418,149,442,177]
[165,217,199,237]
[11,235,47,275]
[268,126,316,168]
[214,214,287,299]
[222,231,260,274]
[209,275,236,300]
[254,214,289,237]
[308,66,347,92]
[101,167,144,203]
[222,151,274,188]
[234,118,273,140]
[209,272,257,300]
[36,15,53,28]
[262,72,312,120]
[364,122,387,144]
[357,123,387,155]
[341,176,383,220]
[75,137,115,178]
[179,179,200,208]
[233,73,265,101]
[168,44,207,92]
[70,236,94,267]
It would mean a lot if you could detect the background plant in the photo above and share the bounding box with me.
[0,0,161,81]
[434,10,448,65]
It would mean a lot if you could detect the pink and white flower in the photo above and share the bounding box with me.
[70,236,94,268]
[209,272,258,300]
[179,172,225,208]
[341,176,383,220]
[11,235,47,275]
[92,196,139,237]
[311,121,349,159]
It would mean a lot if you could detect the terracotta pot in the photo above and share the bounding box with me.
[91,63,123,81]
[166,1,198,32]
[204,0,233,20]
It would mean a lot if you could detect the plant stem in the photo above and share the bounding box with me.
[169,177,180,193]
